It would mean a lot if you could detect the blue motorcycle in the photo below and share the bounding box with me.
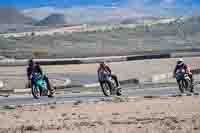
[31,72,48,99]
[100,72,122,96]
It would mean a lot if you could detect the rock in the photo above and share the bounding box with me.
[137,123,143,128]
[73,100,83,105]
[0,80,4,88]
[64,78,72,86]
[3,105,16,110]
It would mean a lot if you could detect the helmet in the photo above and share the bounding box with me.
[99,61,105,67]
[28,58,34,66]
[177,58,184,65]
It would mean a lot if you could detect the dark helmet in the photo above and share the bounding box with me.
[35,62,40,66]
[99,61,105,67]
[28,58,34,66]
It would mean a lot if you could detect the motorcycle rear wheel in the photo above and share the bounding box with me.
[116,88,122,96]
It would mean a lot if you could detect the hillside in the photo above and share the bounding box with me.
[0,15,200,59]
[0,6,34,24]
[146,16,200,38]
[35,13,67,26]
[121,16,161,24]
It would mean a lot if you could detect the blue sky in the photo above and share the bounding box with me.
[0,0,200,16]
[0,0,125,8]
[0,0,199,9]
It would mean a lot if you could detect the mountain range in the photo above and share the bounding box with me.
[0,6,161,27]
[0,6,34,24]
[35,13,67,26]
[0,6,200,35]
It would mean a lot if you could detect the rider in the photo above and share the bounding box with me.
[97,61,121,89]
[26,59,54,97]
[173,58,194,93]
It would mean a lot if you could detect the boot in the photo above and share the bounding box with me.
[190,85,194,93]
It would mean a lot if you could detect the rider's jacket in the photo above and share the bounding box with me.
[97,65,111,81]
[27,64,43,80]
[174,63,191,75]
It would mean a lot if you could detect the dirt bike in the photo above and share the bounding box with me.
[31,72,49,99]
[100,72,122,97]
[175,69,192,93]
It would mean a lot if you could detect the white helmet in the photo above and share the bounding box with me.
[178,58,184,62]
[177,58,184,65]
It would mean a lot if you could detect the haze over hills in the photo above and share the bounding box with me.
[0,6,162,28]
[0,6,34,25]
[0,5,200,35]
[120,16,163,25]
[0,6,37,33]
[22,6,157,25]
[0,6,168,33]
[35,13,67,26]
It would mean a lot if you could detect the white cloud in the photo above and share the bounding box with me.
[162,0,176,4]
[23,7,65,20]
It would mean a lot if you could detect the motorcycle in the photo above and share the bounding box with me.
[175,69,191,93]
[31,72,48,99]
[100,72,122,97]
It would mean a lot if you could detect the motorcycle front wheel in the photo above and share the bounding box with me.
[184,78,191,92]
[178,80,184,93]
[32,85,40,99]
[101,81,112,97]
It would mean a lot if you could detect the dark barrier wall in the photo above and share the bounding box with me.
[192,69,200,75]
[126,54,171,61]
[36,60,82,65]
[0,52,199,66]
